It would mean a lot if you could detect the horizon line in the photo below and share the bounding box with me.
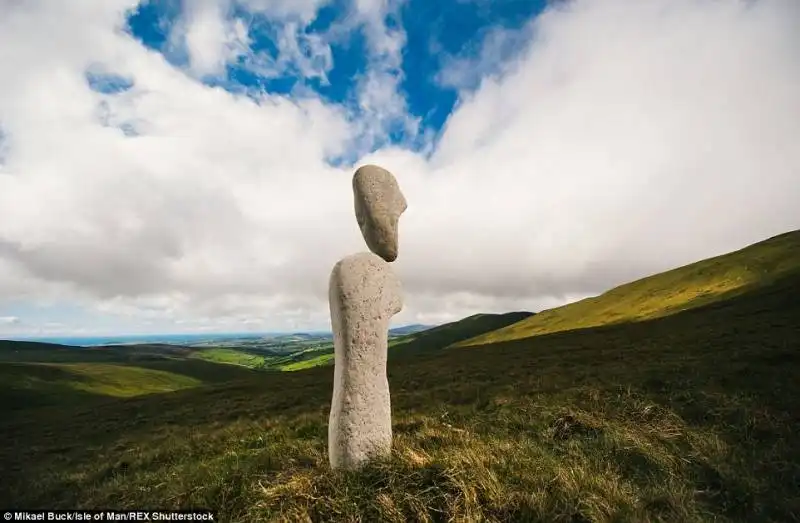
[0,323,433,341]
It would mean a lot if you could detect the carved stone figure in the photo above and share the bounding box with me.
[328,165,407,470]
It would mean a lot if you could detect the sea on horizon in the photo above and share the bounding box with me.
[2,332,279,347]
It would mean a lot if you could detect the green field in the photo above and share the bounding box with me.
[0,353,260,413]
[0,361,202,412]
[0,230,798,522]
[279,351,335,371]
[192,348,269,368]
[254,311,537,372]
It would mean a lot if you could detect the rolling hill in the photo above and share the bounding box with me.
[390,311,534,354]
[456,229,800,347]
[265,312,534,371]
[0,341,262,412]
[0,362,203,408]
[201,314,533,372]
[388,324,433,336]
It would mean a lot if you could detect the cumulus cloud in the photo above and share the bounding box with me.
[418,0,800,300]
[173,0,416,154]
[435,24,532,91]
[170,0,336,78]
[177,0,250,77]
[0,0,798,335]
[347,0,418,145]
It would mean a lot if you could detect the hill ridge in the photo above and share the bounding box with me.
[454,229,800,347]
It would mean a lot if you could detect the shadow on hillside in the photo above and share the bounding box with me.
[0,357,263,414]
[0,362,108,410]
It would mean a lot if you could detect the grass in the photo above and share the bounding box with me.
[458,230,800,346]
[0,362,202,409]
[258,311,536,373]
[153,312,534,375]
[187,312,535,375]
[280,352,335,371]
[193,348,268,369]
[0,230,798,521]
[0,358,259,412]
[389,311,534,352]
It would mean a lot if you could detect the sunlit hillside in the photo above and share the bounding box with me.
[456,230,800,347]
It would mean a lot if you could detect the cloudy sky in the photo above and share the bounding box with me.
[0,0,798,337]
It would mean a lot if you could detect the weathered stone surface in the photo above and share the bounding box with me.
[353,165,407,262]
[328,251,403,469]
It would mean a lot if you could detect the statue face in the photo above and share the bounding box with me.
[353,165,407,262]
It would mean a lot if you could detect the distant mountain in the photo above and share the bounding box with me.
[389,324,433,336]
[456,229,800,347]
[390,312,534,354]
[268,325,433,340]
[268,332,332,343]
[0,339,201,363]
[0,339,77,351]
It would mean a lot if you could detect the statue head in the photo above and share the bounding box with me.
[352,164,407,262]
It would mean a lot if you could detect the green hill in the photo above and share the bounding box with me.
[0,340,196,363]
[0,341,262,411]
[456,230,800,347]
[0,362,202,407]
[0,339,77,351]
[390,311,534,353]
[249,312,534,372]
[191,347,269,368]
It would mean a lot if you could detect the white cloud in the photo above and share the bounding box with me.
[177,0,250,77]
[239,0,331,23]
[173,0,415,151]
[0,0,798,335]
[435,24,532,92]
[177,0,337,82]
[419,0,800,300]
[170,0,339,78]
[348,0,419,149]
[235,20,335,83]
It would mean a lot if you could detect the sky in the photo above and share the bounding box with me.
[0,0,798,337]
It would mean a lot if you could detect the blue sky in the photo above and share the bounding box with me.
[123,0,547,155]
[0,0,798,337]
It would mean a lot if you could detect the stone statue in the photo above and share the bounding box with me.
[328,164,407,470]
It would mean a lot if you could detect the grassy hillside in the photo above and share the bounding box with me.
[230,312,534,372]
[0,339,79,352]
[0,362,202,407]
[1,254,798,521]
[0,340,124,363]
[280,351,335,371]
[192,347,269,368]
[457,230,800,347]
[0,341,200,363]
[0,344,261,413]
[388,324,432,336]
[390,311,534,353]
